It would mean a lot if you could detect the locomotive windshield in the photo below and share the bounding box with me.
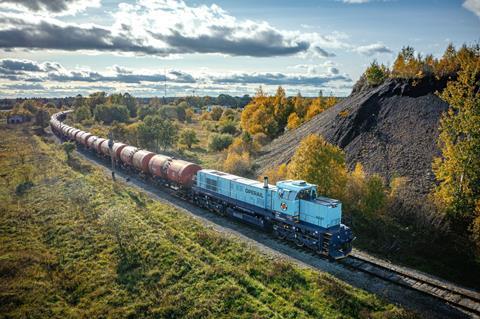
[296,188,317,200]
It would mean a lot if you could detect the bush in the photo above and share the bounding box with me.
[179,129,199,149]
[210,106,224,121]
[223,151,253,177]
[219,120,237,135]
[365,60,388,86]
[208,133,233,151]
[252,133,270,147]
[94,104,129,124]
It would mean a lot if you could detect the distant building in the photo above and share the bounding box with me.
[7,114,29,124]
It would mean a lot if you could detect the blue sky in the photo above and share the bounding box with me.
[0,0,478,98]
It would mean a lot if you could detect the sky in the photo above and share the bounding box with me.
[0,0,478,98]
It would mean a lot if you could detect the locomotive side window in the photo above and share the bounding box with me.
[206,177,218,192]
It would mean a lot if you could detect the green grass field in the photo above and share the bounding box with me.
[0,123,413,318]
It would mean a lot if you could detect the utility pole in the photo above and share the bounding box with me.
[164,68,167,104]
[108,131,115,181]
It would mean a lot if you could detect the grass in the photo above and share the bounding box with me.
[0,123,416,318]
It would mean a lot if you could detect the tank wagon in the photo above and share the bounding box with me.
[50,111,354,259]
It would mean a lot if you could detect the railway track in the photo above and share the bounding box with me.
[58,130,480,318]
[342,252,480,316]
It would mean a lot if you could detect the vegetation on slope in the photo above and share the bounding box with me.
[0,124,411,318]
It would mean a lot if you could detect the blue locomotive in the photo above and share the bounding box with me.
[193,169,354,259]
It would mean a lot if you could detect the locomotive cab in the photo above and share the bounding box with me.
[274,180,341,228]
[274,180,354,258]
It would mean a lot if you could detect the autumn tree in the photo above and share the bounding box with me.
[365,60,389,86]
[433,45,480,225]
[35,108,50,131]
[210,106,224,121]
[179,129,199,149]
[287,112,301,130]
[287,134,347,198]
[223,151,253,177]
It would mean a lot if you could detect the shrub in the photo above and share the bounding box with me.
[365,60,388,86]
[94,104,129,124]
[219,120,237,135]
[208,133,233,151]
[179,129,199,149]
[223,151,253,177]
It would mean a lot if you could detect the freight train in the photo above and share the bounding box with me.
[50,111,354,259]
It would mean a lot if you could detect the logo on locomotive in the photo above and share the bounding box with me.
[280,202,288,210]
[245,188,263,198]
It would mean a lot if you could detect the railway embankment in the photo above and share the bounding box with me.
[0,123,415,318]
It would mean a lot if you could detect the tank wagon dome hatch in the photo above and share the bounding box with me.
[120,146,139,166]
[132,150,156,173]
[148,154,172,178]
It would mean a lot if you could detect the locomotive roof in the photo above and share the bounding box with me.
[200,169,276,189]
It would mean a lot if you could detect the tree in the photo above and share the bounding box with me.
[208,133,233,151]
[305,97,325,121]
[74,105,92,122]
[433,46,480,223]
[62,142,75,161]
[223,151,253,177]
[287,134,347,199]
[263,163,288,184]
[365,60,388,86]
[138,115,179,152]
[210,106,224,121]
[286,113,301,130]
[179,129,199,149]
[35,108,49,131]
[93,104,129,124]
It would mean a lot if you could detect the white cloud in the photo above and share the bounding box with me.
[0,0,100,16]
[0,58,353,97]
[463,0,480,17]
[354,43,393,56]
[342,0,371,3]
[0,0,380,59]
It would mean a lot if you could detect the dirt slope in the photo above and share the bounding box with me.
[256,78,450,198]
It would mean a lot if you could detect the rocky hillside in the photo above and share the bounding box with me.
[256,78,450,198]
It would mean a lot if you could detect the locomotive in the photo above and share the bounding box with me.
[50,111,354,259]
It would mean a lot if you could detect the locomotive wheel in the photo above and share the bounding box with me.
[274,228,286,240]
[295,237,304,247]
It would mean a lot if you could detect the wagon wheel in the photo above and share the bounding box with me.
[274,228,286,240]
[295,236,304,247]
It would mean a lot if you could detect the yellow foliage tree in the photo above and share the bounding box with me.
[262,163,288,184]
[287,134,347,199]
[305,97,325,121]
[286,113,301,130]
[223,151,252,177]
[433,45,480,221]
